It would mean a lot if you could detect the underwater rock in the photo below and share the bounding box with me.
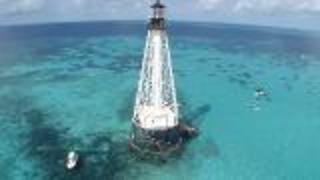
[208,72,216,77]
[228,76,248,88]
[241,72,252,79]
[203,138,220,157]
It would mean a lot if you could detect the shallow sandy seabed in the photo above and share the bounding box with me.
[1,22,320,180]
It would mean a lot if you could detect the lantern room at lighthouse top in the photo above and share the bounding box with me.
[151,0,165,19]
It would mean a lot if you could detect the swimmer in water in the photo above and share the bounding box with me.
[248,87,268,111]
[254,88,267,98]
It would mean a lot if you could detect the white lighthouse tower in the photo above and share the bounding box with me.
[130,0,183,153]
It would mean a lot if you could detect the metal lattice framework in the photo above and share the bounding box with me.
[132,26,179,131]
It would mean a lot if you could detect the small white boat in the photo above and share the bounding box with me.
[254,88,267,98]
[65,151,79,170]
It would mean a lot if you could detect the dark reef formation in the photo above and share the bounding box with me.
[21,108,143,180]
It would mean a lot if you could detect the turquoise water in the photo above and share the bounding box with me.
[1,21,320,179]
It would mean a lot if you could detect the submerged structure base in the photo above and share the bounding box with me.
[129,123,198,159]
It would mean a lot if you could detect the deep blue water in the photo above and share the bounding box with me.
[1,21,320,180]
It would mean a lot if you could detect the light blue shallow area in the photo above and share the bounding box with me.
[1,22,320,180]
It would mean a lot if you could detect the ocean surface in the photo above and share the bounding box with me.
[1,21,320,180]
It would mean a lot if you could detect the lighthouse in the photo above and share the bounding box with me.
[130,0,183,154]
